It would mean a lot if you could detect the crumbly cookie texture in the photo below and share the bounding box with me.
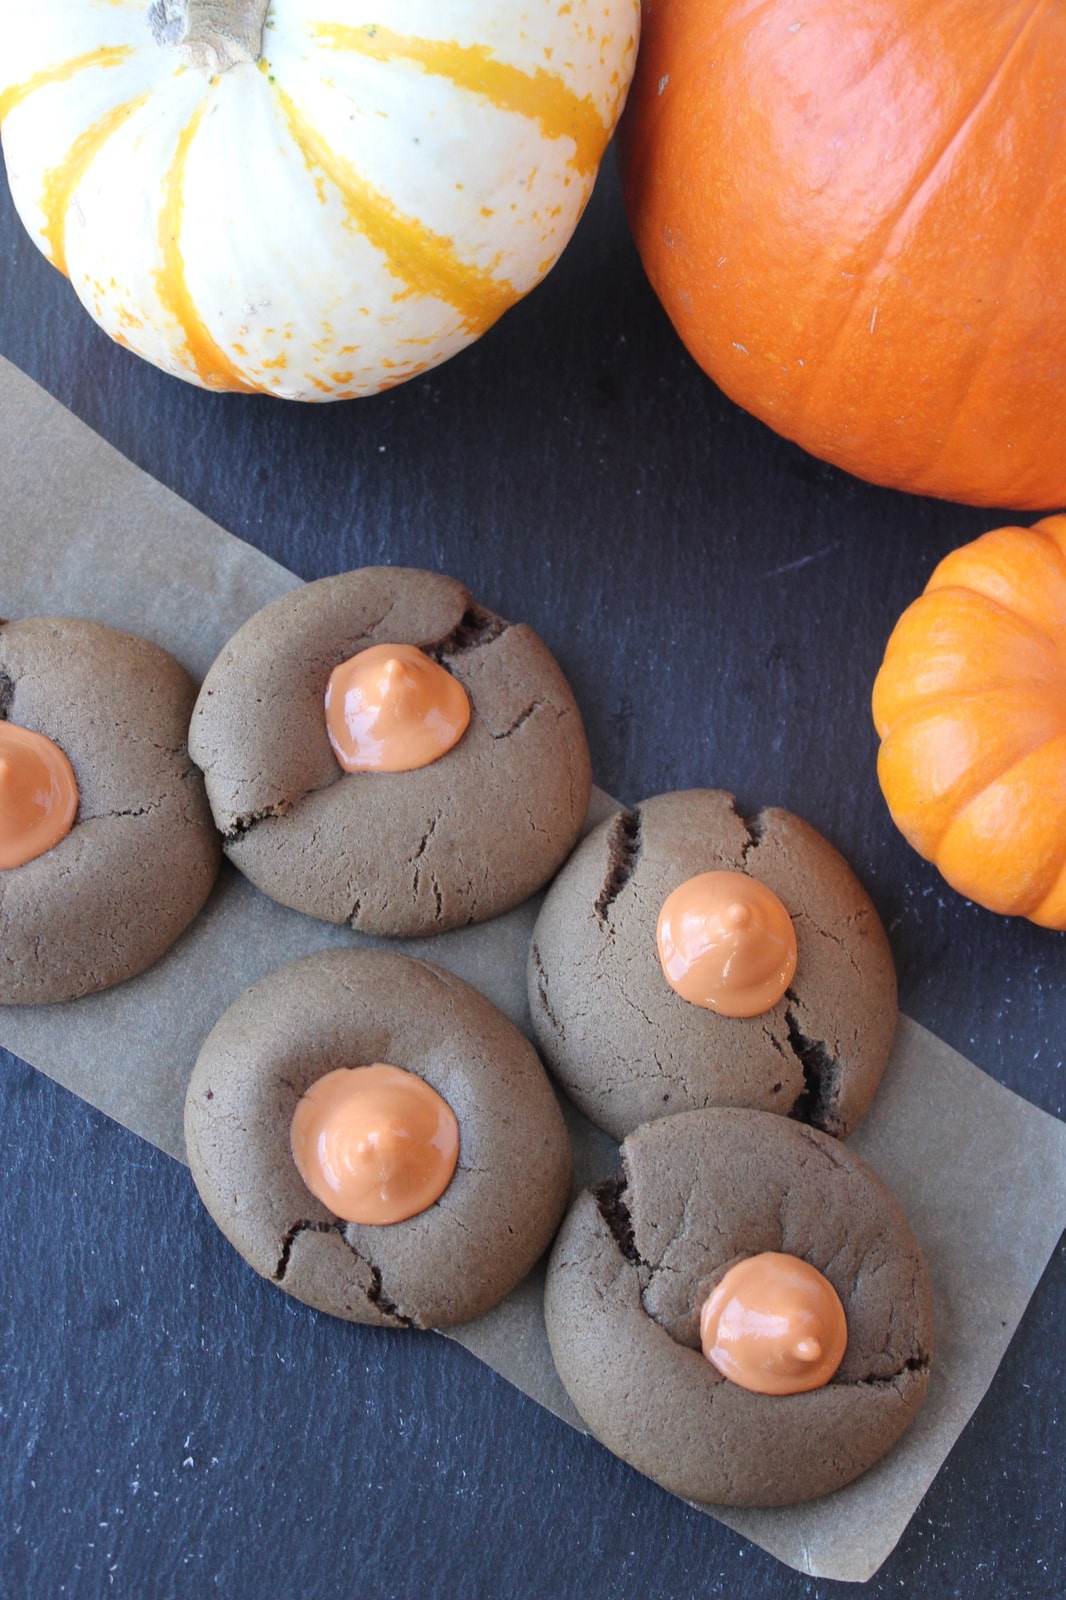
[188,567,591,936]
[545,1108,934,1507]
[0,616,220,1003]
[185,948,574,1330]
[528,789,897,1141]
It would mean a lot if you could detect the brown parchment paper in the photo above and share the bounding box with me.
[2,353,1065,1584]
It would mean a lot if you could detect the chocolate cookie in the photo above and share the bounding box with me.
[0,616,220,1003]
[528,789,896,1140]
[188,568,591,936]
[545,1108,934,1506]
[184,949,574,1329]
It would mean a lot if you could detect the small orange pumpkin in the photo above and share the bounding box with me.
[872,516,1066,927]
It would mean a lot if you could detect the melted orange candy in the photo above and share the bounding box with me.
[0,722,79,869]
[656,870,797,1017]
[700,1252,847,1395]
[324,643,469,773]
[290,1063,460,1225]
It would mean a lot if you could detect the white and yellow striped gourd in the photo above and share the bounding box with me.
[0,1,639,398]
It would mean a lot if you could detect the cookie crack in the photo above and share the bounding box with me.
[794,908,864,979]
[491,700,545,740]
[362,598,400,638]
[224,798,292,840]
[594,1175,646,1270]
[793,1122,851,1171]
[411,812,442,898]
[849,1353,932,1387]
[273,1220,414,1327]
[106,801,163,820]
[784,1001,842,1135]
[762,1024,790,1061]
[364,1260,413,1326]
[411,812,441,862]
[616,985,657,1030]
[430,603,509,659]
[273,1218,339,1281]
[594,807,642,923]
[530,939,565,1043]
[730,797,766,864]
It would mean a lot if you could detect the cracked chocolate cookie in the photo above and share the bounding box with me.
[188,568,591,936]
[184,948,574,1329]
[545,1108,934,1506]
[528,789,897,1141]
[0,616,220,1003]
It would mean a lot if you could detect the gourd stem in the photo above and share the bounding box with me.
[147,0,271,73]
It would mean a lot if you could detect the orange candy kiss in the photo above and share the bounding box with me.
[325,643,470,773]
[0,722,79,869]
[700,1252,848,1396]
[656,870,797,1017]
[290,1064,460,1225]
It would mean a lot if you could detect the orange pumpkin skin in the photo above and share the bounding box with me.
[619,0,1066,509]
[872,517,1066,926]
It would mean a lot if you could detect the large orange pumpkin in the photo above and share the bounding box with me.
[619,0,1066,509]
[872,516,1066,927]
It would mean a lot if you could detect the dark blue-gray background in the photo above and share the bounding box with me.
[1,144,1063,1600]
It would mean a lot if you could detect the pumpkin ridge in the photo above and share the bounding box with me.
[1037,515,1066,563]
[877,688,1065,856]
[928,528,1066,601]
[268,72,521,336]
[915,580,1066,662]
[877,675,1066,735]
[925,127,1063,494]
[935,732,1066,914]
[0,45,134,126]
[926,538,1066,656]
[874,591,1066,735]
[1033,825,1066,919]
[155,96,262,393]
[310,23,611,179]
[884,684,1066,744]
[40,91,152,276]
[790,0,1052,441]
[1032,844,1066,925]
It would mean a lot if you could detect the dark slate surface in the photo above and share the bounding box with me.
[2,132,1065,1600]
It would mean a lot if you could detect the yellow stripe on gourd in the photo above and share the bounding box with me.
[269,73,520,335]
[312,23,608,178]
[40,93,151,275]
[156,102,261,393]
[0,46,134,124]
